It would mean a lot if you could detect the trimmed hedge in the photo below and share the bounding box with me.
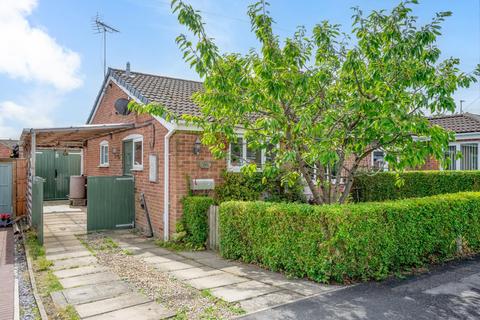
[215,171,306,204]
[220,192,480,283]
[352,171,480,202]
[181,196,214,247]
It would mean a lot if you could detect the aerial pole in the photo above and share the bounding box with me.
[92,14,119,77]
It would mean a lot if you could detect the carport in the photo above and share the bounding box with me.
[20,123,135,243]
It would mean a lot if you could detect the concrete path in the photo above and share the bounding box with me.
[0,228,14,320]
[241,255,480,320]
[107,231,343,314]
[43,203,174,319]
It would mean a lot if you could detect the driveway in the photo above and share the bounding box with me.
[241,256,480,320]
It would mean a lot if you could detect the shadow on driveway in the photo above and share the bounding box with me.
[242,255,480,320]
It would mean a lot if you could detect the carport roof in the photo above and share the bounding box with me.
[20,123,134,148]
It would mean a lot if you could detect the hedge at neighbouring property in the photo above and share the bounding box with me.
[352,171,480,202]
[220,192,480,283]
[180,196,215,247]
[214,171,306,204]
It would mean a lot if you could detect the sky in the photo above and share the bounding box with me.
[0,0,479,139]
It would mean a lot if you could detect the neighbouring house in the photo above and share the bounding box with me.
[0,139,18,158]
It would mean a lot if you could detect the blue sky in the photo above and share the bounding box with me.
[0,0,479,139]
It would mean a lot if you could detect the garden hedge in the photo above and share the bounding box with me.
[181,196,214,247]
[352,171,480,202]
[220,192,480,283]
[214,171,305,203]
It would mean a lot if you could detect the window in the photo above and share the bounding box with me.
[372,150,387,170]
[444,145,457,170]
[461,144,478,170]
[228,137,264,171]
[99,141,109,166]
[123,134,143,171]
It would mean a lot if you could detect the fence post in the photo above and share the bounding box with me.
[208,205,220,251]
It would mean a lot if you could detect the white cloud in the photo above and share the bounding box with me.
[0,88,61,138]
[0,0,82,91]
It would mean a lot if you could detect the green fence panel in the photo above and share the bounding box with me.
[87,176,135,231]
[31,176,44,245]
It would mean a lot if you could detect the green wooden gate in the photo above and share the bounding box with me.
[31,177,44,244]
[0,162,13,214]
[36,149,81,200]
[87,176,135,231]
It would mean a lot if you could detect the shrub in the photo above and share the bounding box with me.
[215,171,306,204]
[181,196,215,247]
[352,171,480,202]
[220,192,480,283]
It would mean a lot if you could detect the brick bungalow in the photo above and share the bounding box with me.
[84,67,231,240]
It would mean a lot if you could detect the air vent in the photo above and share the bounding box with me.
[114,98,131,115]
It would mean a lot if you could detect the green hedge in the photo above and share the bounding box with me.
[181,196,214,247]
[215,171,306,203]
[220,192,480,283]
[352,171,480,202]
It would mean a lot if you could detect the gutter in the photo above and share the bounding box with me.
[164,127,176,241]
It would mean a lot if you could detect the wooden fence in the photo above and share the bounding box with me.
[208,205,220,251]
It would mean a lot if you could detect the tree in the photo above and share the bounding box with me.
[134,0,477,204]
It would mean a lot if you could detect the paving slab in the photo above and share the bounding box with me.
[46,250,91,261]
[176,250,219,260]
[85,301,175,320]
[153,259,202,272]
[239,289,304,313]
[51,256,97,270]
[50,291,68,308]
[117,242,159,251]
[74,293,151,318]
[46,245,87,254]
[130,247,172,258]
[276,279,339,296]
[54,265,108,279]
[195,257,234,269]
[210,280,280,302]
[169,266,224,281]
[61,281,131,305]
[185,272,248,290]
[143,254,187,264]
[59,271,120,289]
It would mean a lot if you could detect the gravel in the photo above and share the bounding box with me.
[80,233,243,319]
[14,233,40,320]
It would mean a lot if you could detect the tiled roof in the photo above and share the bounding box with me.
[110,68,203,117]
[428,113,480,134]
[0,139,18,148]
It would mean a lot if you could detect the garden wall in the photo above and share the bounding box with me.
[220,192,480,283]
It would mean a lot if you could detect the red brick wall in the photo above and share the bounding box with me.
[0,144,11,158]
[168,132,226,234]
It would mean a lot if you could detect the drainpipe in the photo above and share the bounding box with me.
[163,128,175,241]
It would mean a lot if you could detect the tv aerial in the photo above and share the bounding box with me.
[92,14,119,77]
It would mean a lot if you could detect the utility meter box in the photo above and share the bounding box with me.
[190,178,215,191]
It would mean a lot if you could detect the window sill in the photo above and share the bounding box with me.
[98,164,109,168]
[131,166,143,171]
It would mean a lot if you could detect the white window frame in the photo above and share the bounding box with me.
[123,134,144,171]
[371,149,388,171]
[99,140,109,167]
[227,136,265,172]
[443,142,480,171]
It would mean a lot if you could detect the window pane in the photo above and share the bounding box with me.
[373,151,385,170]
[461,144,478,170]
[230,138,243,166]
[444,146,456,170]
[246,146,262,166]
[100,145,108,164]
[134,141,142,165]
